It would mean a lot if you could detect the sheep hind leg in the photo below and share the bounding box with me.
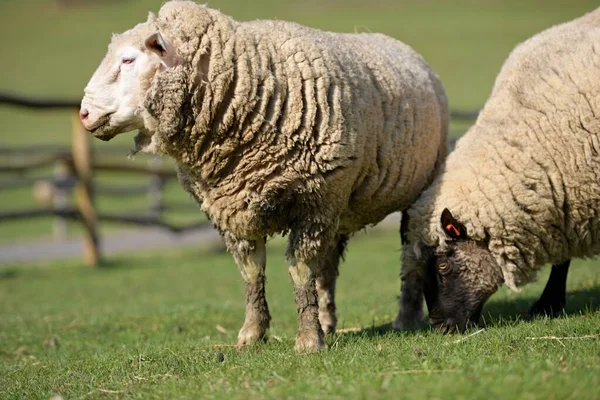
[225,234,270,347]
[393,261,426,331]
[316,234,348,335]
[394,212,426,331]
[529,259,570,317]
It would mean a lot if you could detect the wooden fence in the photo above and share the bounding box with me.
[0,93,209,267]
[0,92,478,267]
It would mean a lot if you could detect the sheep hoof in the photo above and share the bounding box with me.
[294,332,327,353]
[529,298,566,318]
[392,310,425,331]
[236,323,268,347]
[319,314,337,336]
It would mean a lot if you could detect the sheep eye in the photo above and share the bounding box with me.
[438,263,448,272]
[122,58,135,65]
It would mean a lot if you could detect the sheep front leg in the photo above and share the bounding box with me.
[288,228,337,352]
[223,233,270,346]
[237,239,270,346]
[289,258,326,352]
[316,234,348,335]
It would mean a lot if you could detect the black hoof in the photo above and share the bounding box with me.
[528,299,565,318]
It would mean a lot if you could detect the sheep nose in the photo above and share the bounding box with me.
[79,108,89,121]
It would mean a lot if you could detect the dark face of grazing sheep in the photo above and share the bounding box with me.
[423,208,504,333]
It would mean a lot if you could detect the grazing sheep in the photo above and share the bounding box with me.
[80,0,449,351]
[394,7,600,333]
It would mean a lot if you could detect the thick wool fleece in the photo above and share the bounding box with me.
[405,8,600,290]
[135,1,448,260]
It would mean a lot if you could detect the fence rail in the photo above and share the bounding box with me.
[0,93,80,109]
[0,92,212,266]
[0,209,208,233]
[0,146,206,259]
[0,91,479,267]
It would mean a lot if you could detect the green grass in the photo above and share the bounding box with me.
[1,229,599,399]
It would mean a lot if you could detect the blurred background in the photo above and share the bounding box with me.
[0,0,598,260]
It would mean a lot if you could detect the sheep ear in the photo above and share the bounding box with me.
[440,208,467,240]
[145,32,168,58]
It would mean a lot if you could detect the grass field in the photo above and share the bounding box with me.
[1,0,599,243]
[0,0,597,243]
[1,229,599,399]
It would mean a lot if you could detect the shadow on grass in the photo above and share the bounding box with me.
[339,321,430,340]
[480,286,600,327]
[0,267,19,280]
[341,287,600,339]
[92,250,216,271]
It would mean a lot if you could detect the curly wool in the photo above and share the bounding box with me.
[405,7,600,290]
[135,1,448,259]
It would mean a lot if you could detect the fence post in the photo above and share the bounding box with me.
[71,110,100,266]
[53,157,70,240]
[148,158,164,219]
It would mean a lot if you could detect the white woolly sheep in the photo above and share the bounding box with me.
[80,0,449,351]
[394,7,600,333]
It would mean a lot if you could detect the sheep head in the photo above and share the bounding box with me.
[408,208,504,333]
[80,14,166,141]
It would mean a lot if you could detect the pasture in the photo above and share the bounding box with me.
[0,0,598,243]
[1,0,599,399]
[1,230,599,399]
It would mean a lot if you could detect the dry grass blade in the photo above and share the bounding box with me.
[97,388,124,394]
[336,327,361,333]
[444,328,485,345]
[272,372,288,382]
[63,318,78,331]
[525,334,599,340]
[271,335,284,343]
[382,369,457,375]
